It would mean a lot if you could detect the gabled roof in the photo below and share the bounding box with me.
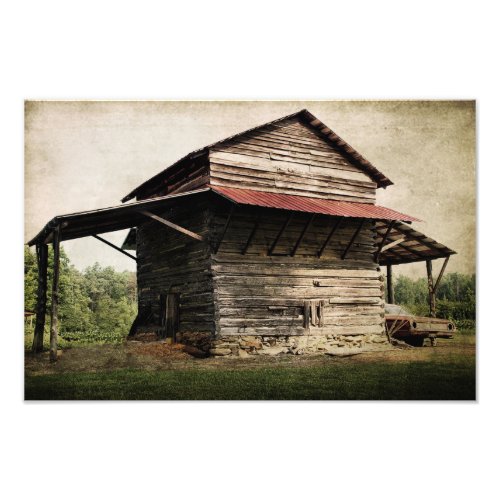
[121,109,393,202]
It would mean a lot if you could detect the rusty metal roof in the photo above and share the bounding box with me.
[121,109,393,202]
[211,186,420,223]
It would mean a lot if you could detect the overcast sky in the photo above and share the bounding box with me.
[25,100,475,278]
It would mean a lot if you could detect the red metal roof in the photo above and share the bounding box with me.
[211,186,420,223]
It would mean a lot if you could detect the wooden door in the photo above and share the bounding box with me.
[160,293,180,340]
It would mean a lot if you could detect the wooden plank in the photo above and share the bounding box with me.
[141,210,204,241]
[380,237,406,254]
[387,264,394,304]
[49,225,61,362]
[241,217,260,255]
[92,234,137,261]
[341,220,364,260]
[268,213,293,256]
[317,217,343,258]
[213,205,234,254]
[32,244,48,353]
[290,215,315,256]
[426,260,436,317]
[433,256,450,292]
[374,220,395,261]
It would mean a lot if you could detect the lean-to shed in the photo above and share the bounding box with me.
[28,109,455,359]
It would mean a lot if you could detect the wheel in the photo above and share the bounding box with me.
[404,336,424,347]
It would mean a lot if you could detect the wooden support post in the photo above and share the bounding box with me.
[32,243,48,353]
[374,220,395,261]
[268,213,293,256]
[241,217,260,255]
[434,256,450,292]
[341,219,364,260]
[141,210,204,241]
[291,215,315,257]
[213,205,234,254]
[386,264,394,304]
[426,259,436,317]
[317,217,342,258]
[49,225,61,362]
[92,234,137,261]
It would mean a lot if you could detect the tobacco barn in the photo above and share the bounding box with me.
[28,109,455,359]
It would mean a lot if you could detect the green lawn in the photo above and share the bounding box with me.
[25,358,475,400]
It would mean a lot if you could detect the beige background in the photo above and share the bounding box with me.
[25,101,476,277]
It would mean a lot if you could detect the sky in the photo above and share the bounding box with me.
[25,100,476,278]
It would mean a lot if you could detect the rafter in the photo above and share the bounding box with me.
[268,213,293,256]
[317,217,343,258]
[92,234,137,261]
[341,219,364,260]
[291,215,315,257]
[141,210,204,241]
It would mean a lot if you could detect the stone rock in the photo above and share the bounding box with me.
[209,348,232,356]
[325,347,364,357]
[183,345,208,358]
[238,349,250,358]
[239,339,262,350]
[258,346,285,356]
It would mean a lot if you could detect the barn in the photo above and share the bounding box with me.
[28,109,455,360]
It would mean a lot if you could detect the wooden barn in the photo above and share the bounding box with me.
[28,109,455,359]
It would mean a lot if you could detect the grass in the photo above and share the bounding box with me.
[25,328,476,401]
[25,358,475,401]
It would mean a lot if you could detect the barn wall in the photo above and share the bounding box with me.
[209,204,385,341]
[136,199,214,334]
[209,118,377,204]
[136,154,210,201]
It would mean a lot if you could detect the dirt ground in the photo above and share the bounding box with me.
[25,334,475,376]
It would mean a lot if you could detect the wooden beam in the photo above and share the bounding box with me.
[426,260,436,317]
[341,219,364,260]
[433,256,450,292]
[291,215,315,257]
[374,220,395,261]
[141,210,204,241]
[213,205,234,254]
[380,237,406,254]
[49,225,61,362]
[268,213,293,256]
[317,217,342,258]
[395,224,446,253]
[241,217,260,255]
[92,234,137,261]
[32,244,48,353]
[387,264,394,304]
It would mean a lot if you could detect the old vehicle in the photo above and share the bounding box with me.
[385,304,456,347]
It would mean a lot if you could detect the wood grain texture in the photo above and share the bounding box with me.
[208,118,377,203]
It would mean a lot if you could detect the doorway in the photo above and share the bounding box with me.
[159,293,180,340]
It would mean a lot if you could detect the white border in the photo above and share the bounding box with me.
[3,2,498,499]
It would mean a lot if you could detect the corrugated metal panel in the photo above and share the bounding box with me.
[211,186,420,223]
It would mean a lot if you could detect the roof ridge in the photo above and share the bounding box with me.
[121,109,393,202]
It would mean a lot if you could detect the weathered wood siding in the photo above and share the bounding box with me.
[136,200,214,333]
[136,154,210,201]
[210,204,385,337]
[209,118,377,203]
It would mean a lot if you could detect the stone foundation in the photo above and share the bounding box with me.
[130,331,390,357]
[209,333,388,356]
